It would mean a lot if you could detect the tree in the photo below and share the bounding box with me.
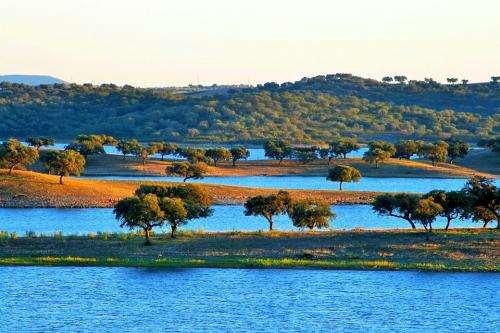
[394,75,407,84]
[66,134,116,158]
[446,139,469,163]
[461,79,469,85]
[478,137,499,154]
[395,140,424,159]
[414,198,443,240]
[490,76,499,84]
[422,141,448,166]
[446,78,458,84]
[423,190,469,230]
[135,184,213,237]
[363,141,395,168]
[43,149,85,184]
[264,139,292,164]
[230,146,250,166]
[329,138,360,159]
[116,139,142,159]
[372,193,421,229]
[176,147,207,163]
[382,76,393,83]
[244,191,291,231]
[166,162,207,182]
[327,165,361,190]
[114,194,165,245]
[205,148,232,166]
[26,137,55,151]
[292,147,318,163]
[463,176,499,229]
[151,142,178,161]
[288,199,334,230]
[0,139,39,174]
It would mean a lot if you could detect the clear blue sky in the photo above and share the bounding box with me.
[1,0,499,86]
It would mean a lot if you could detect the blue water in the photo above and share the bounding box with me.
[82,175,491,193]
[0,205,484,235]
[0,267,497,332]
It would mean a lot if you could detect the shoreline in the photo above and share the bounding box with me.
[1,229,497,272]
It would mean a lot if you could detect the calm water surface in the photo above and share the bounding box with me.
[0,205,484,235]
[83,175,494,193]
[0,267,497,332]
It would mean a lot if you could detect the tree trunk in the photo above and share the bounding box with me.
[144,228,152,245]
[407,219,416,229]
[422,223,428,231]
[232,159,236,167]
[8,164,16,175]
[266,215,274,231]
[426,229,431,242]
[339,181,343,190]
[214,160,217,167]
[327,157,331,166]
[59,175,64,185]
[171,224,177,238]
[445,217,452,230]
[483,221,489,228]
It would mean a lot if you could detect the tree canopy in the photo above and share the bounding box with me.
[0,139,39,174]
[43,149,86,184]
[326,165,362,190]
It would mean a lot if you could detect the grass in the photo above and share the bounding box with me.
[0,229,497,272]
[0,169,377,207]
[78,153,495,178]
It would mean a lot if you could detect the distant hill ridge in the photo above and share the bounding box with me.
[0,75,65,85]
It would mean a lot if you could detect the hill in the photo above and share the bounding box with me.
[0,74,65,85]
[0,74,498,143]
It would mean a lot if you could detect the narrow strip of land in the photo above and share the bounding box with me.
[0,170,376,207]
[0,229,497,272]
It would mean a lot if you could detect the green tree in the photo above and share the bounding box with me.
[244,191,291,231]
[150,142,178,161]
[66,134,117,158]
[135,184,213,237]
[43,149,86,184]
[463,176,499,228]
[446,139,469,163]
[394,75,407,84]
[326,165,361,190]
[288,199,335,230]
[329,138,360,158]
[363,141,395,168]
[166,162,207,182]
[423,190,469,230]
[205,148,232,166]
[0,139,39,174]
[264,139,292,164]
[477,137,499,154]
[422,141,448,166]
[114,194,165,245]
[292,147,318,163]
[414,198,443,240]
[372,193,421,229]
[176,147,207,163]
[230,146,250,166]
[395,140,424,159]
[116,139,142,159]
[26,137,55,151]
[382,76,393,83]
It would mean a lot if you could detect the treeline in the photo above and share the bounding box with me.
[0,79,498,143]
[113,176,499,245]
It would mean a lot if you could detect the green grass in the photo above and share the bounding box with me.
[0,229,498,272]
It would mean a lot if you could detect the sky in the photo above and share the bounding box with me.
[1,0,499,86]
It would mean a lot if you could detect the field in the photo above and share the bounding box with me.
[0,229,498,272]
[0,170,377,207]
[77,154,496,178]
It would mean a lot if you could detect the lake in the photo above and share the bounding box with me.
[83,175,492,193]
[0,205,484,235]
[0,267,497,332]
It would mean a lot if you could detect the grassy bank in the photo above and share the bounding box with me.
[0,229,497,272]
[0,170,376,207]
[77,154,495,178]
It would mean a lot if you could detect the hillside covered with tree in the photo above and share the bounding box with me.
[0,74,498,143]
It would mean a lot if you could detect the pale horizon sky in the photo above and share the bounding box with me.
[1,0,499,87]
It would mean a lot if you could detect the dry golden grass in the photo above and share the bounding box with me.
[0,170,377,207]
[79,154,494,178]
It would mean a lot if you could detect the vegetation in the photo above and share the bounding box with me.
[26,136,55,151]
[329,138,360,159]
[288,199,335,230]
[372,193,421,229]
[446,139,469,163]
[230,146,250,166]
[463,176,499,229]
[66,134,117,158]
[166,162,207,182]
[422,141,449,166]
[363,141,396,167]
[43,150,86,184]
[264,139,293,164]
[244,191,291,231]
[326,165,362,190]
[116,139,142,159]
[0,139,39,174]
[0,229,497,271]
[205,148,231,166]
